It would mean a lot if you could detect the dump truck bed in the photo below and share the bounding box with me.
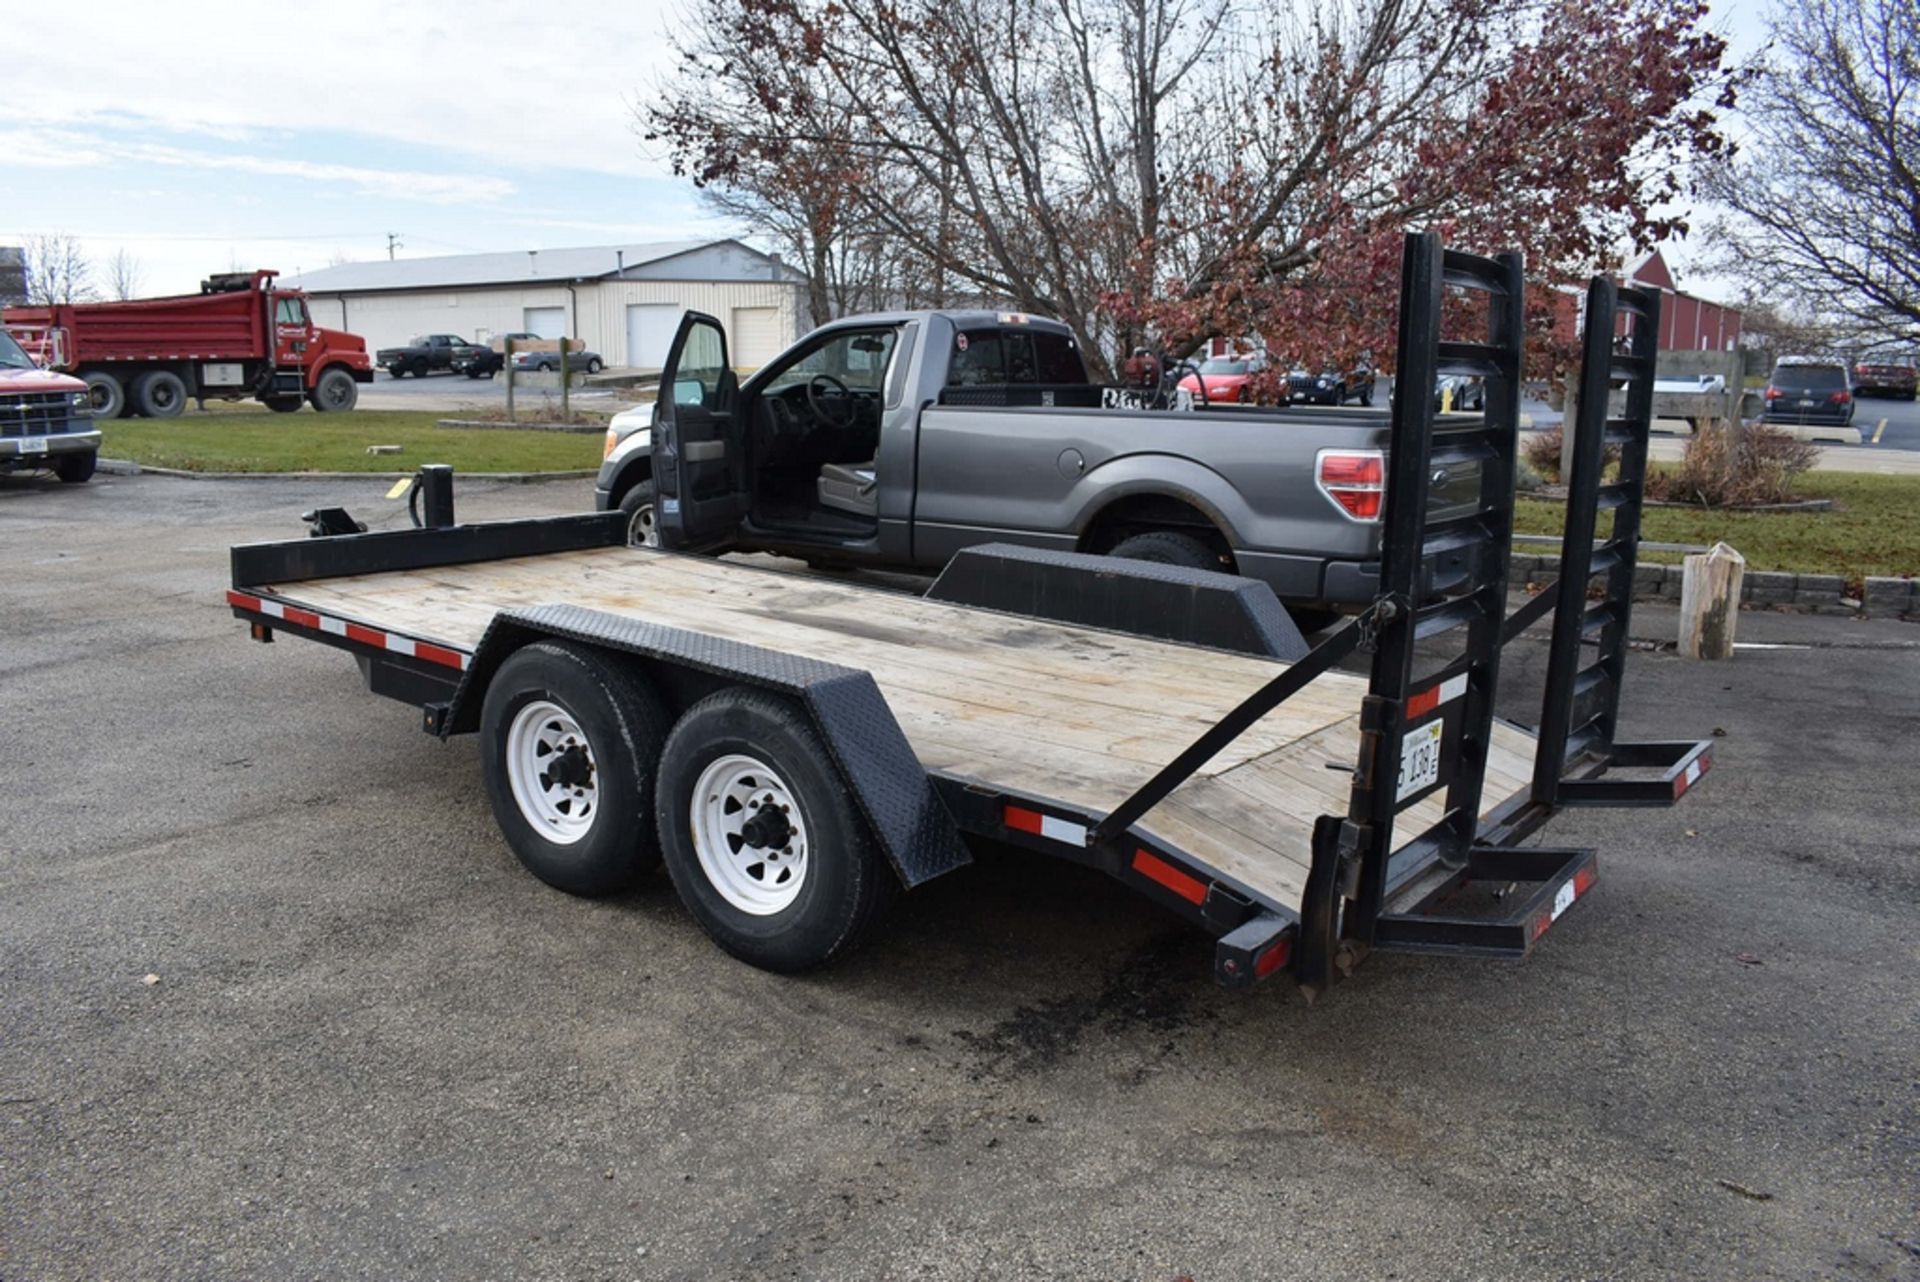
[264,545,1537,915]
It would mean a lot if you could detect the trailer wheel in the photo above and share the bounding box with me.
[83,372,126,420]
[655,689,891,973]
[53,451,96,484]
[133,370,188,419]
[310,368,359,413]
[479,641,671,896]
[1109,530,1221,571]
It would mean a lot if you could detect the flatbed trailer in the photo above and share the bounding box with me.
[225,236,1713,996]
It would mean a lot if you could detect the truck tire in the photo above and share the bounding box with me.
[479,640,672,896]
[133,370,188,419]
[309,367,358,413]
[618,481,659,547]
[264,397,303,413]
[83,371,127,420]
[1109,530,1221,571]
[655,688,892,973]
[53,450,96,484]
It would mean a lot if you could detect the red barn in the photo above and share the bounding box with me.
[1559,248,1743,352]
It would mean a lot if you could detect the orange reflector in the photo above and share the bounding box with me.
[1131,849,1207,904]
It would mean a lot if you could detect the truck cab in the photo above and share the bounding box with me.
[0,327,100,483]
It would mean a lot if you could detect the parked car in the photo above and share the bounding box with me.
[1763,356,1855,426]
[1290,359,1375,406]
[449,332,541,379]
[1434,373,1486,412]
[377,334,485,379]
[1176,356,1262,404]
[511,345,604,375]
[1851,359,1918,400]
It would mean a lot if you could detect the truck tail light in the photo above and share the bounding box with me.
[1316,449,1385,520]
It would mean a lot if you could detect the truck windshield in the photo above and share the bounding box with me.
[0,330,32,370]
[764,327,901,394]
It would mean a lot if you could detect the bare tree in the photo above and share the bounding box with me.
[23,233,98,305]
[106,247,144,301]
[1705,0,1919,344]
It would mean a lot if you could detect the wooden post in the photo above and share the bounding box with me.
[505,337,516,423]
[1680,541,1746,660]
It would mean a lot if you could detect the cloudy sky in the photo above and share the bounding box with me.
[5,0,1769,299]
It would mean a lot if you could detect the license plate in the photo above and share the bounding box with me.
[16,436,48,456]
[1797,399,1814,407]
[1396,720,1445,802]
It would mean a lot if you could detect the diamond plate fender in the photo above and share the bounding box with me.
[442,603,971,888]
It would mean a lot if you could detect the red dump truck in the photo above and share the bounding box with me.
[2,271,373,418]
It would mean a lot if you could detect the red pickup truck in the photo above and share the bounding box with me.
[0,327,99,483]
[2,271,373,418]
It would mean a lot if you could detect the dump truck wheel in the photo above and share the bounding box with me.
[83,372,126,420]
[655,688,891,973]
[133,370,188,419]
[264,397,303,413]
[480,641,671,896]
[1109,530,1219,571]
[310,368,358,413]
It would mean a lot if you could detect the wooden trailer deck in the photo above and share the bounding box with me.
[269,547,1539,913]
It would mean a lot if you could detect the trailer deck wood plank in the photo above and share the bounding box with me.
[267,547,1541,914]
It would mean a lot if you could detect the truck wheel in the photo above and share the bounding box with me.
[655,688,892,973]
[264,397,303,413]
[83,372,127,420]
[133,370,188,419]
[1109,530,1222,571]
[479,641,671,896]
[618,481,659,547]
[53,451,96,484]
[309,368,358,413]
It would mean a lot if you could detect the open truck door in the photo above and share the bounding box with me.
[653,311,747,549]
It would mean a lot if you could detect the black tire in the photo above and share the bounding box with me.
[386,365,406,379]
[1109,529,1222,571]
[310,367,358,412]
[537,359,554,372]
[53,450,96,484]
[587,357,604,374]
[465,368,482,379]
[412,357,432,379]
[1360,385,1374,407]
[618,480,659,547]
[133,369,188,419]
[82,371,126,420]
[655,688,892,973]
[264,397,303,413]
[479,641,671,896]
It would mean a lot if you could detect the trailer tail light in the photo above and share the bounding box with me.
[1316,449,1385,520]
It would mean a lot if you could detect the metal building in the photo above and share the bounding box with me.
[287,240,807,371]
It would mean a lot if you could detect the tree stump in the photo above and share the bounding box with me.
[1680,542,1746,659]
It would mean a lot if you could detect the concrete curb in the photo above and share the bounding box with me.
[96,457,143,476]
[1509,552,1916,618]
[434,418,605,434]
[132,465,598,484]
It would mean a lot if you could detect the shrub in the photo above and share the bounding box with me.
[1521,426,1619,485]
[1646,422,1818,507]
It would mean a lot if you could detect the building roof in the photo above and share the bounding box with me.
[288,238,783,293]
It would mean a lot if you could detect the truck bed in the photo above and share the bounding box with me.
[266,547,1537,914]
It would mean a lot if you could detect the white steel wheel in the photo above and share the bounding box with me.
[505,699,600,845]
[690,754,809,915]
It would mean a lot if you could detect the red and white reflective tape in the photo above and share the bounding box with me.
[1003,803,1088,847]
[1407,671,1469,719]
[1671,753,1711,799]
[1531,863,1598,942]
[227,590,469,672]
[1131,848,1207,905]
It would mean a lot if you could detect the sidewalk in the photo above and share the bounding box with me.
[1642,438,1920,475]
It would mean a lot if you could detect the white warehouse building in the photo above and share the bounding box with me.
[288,239,807,371]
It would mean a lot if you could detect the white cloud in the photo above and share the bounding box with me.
[0,0,685,177]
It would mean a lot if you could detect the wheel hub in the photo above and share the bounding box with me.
[689,754,810,915]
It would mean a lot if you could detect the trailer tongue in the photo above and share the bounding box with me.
[225,234,1712,998]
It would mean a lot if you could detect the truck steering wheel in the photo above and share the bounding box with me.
[806,373,855,428]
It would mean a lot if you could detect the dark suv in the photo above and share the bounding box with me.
[1762,357,1855,427]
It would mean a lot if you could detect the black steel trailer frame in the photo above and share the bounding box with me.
[225,234,1712,996]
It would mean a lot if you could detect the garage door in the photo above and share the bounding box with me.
[731,306,784,369]
[626,303,681,371]
[523,307,566,339]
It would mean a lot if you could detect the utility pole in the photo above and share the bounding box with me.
[386,233,403,261]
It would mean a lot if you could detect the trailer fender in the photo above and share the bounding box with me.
[438,604,971,888]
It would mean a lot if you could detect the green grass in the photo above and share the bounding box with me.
[1516,471,1920,580]
[99,409,603,474]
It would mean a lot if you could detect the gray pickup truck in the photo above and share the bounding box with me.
[595,310,1479,617]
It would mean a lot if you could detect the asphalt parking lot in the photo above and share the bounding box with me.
[3,469,1917,1281]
